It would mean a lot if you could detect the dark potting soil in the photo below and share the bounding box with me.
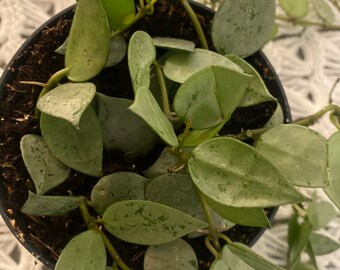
[0,1,278,269]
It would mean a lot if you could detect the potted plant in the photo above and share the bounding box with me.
[0,0,339,269]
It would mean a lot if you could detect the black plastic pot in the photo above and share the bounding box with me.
[0,1,291,269]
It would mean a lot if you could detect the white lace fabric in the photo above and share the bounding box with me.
[0,0,339,269]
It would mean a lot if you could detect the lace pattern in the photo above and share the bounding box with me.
[0,0,339,269]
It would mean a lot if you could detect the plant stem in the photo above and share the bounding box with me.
[179,0,209,49]
[276,15,340,30]
[79,200,131,270]
[231,127,269,141]
[205,236,219,258]
[293,104,340,126]
[292,204,307,218]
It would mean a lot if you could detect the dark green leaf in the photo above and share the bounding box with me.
[65,0,110,81]
[212,0,276,57]
[55,230,106,270]
[309,232,340,256]
[101,0,135,30]
[20,134,70,195]
[40,106,103,177]
[102,200,207,245]
[22,191,82,216]
[188,137,307,208]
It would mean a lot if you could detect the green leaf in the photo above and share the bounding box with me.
[173,66,252,129]
[65,0,110,82]
[226,54,276,107]
[205,197,270,227]
[264,104,284,128]
[129,87,178,147]
[228,242,285,270]
[40,106,103,177]
[101,0,135,30]
[102,200,208,245]
[22,191,82,216]
[128,31,156,93]
[255,124,328,187]
[278,0,308,18]
[307,194,337,230]
[55,230,106,270]
[96,93,157,155]
[324,131,340,209]
[144,239,198,270]
[188,137,307,208]
[309,232,340,256]
[146,173,200,216]
[20,134,70,195]
[288,218,313,267]
[104,35,127,68]
[153,37,195,52]
[211,245,254,270]
[91,172,149,215]
[212,0,276,57]
[311,0,335,24]
[37,83,96,127]
[163,48,243,84]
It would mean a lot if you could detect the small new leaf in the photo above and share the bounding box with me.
[278,0,308,18]
[101,0,135,30]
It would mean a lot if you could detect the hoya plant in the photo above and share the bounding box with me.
[17,0,339,269]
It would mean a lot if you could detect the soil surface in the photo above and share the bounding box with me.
[0,0,279,269]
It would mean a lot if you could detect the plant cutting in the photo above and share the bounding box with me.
[0,0,339,269]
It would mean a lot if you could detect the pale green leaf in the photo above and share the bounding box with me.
[279,0,308,18]
[104,35,127,68]
[22,191,82,216]
[128,31,156,93]
[102,200,208,245]
[163,48,243,84]
[264,103,284,128]
[40,106,103,177]
[129,87,178,147]
[101,0,135,30]
[226,54,276,107]
[211,245,254,270]
[228,242,286,270]
[65,0,110,82]
[146,173,200,216]
[55,230,106,270]
[37,83,96,127]
[324,131,340,209]
[91,172,149,214]
[173,66,252,129]
[20,134,70,195]
[311,0,335,24]
[153,37,195,52]
[188,137,307,208]
[212,0,276,57]
[255,124,328,187]
[96,93,157,156]
[309,232,340,256]
[144,239,198,270]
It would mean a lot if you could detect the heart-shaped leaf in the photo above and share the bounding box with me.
[102,200,207,245]
[91,172,149,214]
[309,232,340,256]
[55,230,106,270]
[173,66,252,129]
[153,37,195,52]
[129,87,178,147]
[37,83,96,127]
[188,137,307,208]
[212,0,276,57]
[324,131,340,209]
[65,0,110,82]
[128,31,156,93]
[278,0,308,18]
[311,0,335,24]
[40,106,103,177]
[163,48,243,84]
[146,173,200,216]
[101,0,135,30]
[228,242,286,270]
[22,191,82,216]
[96,93,157,155]
[226,55,276,107]
[20,135,70,195]
[144,239,198,270]
[255,124,328,187]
